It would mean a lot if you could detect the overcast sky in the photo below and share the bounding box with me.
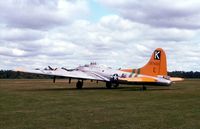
[0,0,200,71]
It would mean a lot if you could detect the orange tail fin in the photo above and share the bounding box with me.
[139,48,167,76]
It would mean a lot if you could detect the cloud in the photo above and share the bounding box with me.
[1,14,199,71]
[98,0,200,29]
[0,0,89,29]
[0,27,44,41]
[0,1,200,72]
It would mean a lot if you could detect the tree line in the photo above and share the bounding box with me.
[168,71,200,78]
[0,70,52,79]
[0,70,200,79]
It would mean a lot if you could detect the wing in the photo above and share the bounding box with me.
[14,68,108,81]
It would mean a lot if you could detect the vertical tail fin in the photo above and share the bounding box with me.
[139,48,167,76]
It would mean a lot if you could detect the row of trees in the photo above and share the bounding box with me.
[0,70,200,79]
[168,71,200,78]
[0,70,52,79]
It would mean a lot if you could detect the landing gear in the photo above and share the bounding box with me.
[76,80,83,89]
[106,81,119,89]
[53,76,56,83]
[106,73,119,89]
[142,85,147,91]
[69,78,71,84]
[106,82,112,89]
[113,82,119,88]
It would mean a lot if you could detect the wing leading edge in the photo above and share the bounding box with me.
[14,67,108,81]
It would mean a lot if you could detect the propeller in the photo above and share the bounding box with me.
[48,66,57,71]
[61,67,76,71]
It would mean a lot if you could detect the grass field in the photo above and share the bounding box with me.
[0,79,200,129]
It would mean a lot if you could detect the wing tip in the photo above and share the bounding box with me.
[14,67,26,72]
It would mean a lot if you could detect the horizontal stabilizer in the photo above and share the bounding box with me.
[170,77,184,82]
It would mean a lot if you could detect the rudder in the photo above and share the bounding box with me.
[139,48,167,76]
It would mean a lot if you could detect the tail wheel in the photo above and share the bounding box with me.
[141,85,147,91]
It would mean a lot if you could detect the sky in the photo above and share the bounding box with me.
[0,0,200,71]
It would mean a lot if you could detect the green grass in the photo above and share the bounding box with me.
[0,79,200,129]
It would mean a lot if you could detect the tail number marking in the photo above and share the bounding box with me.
[154,50,161,60]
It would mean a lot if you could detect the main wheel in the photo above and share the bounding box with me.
[110,74,119,88]
[76,81,83,89]
[106,82,112,89]
[113,83,119,88]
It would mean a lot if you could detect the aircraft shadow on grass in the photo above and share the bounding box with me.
[18,86,174,92]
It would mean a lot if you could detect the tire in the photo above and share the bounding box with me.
[106,82,112,89]
[76,81,83,89]
[113,83,119,88]
[110,74,119,88]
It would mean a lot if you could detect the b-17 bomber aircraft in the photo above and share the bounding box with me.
[15,48,183,90]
